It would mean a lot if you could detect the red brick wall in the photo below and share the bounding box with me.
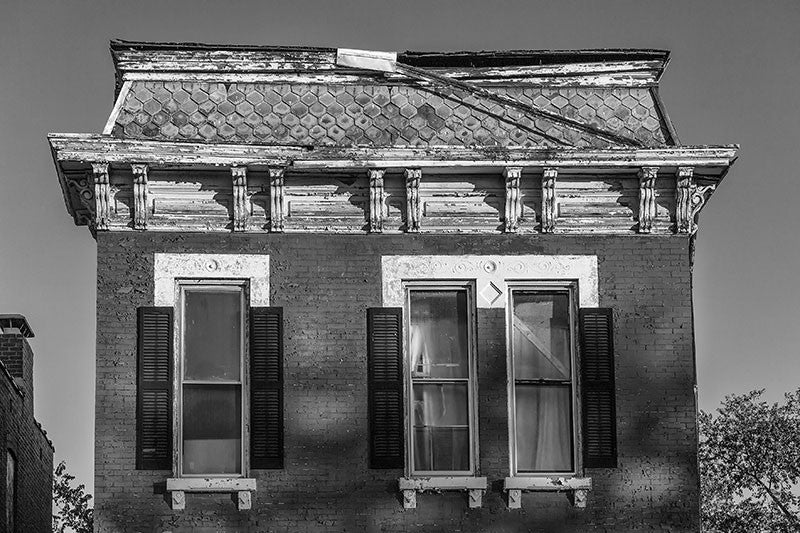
[95,232,698,532]
[0,337,54,533]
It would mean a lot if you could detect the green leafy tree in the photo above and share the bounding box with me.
[699,388,800,532]
[52,460,93,533]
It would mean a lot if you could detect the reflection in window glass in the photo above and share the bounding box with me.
[184,290,241,381]
[183,385,242,474]
[408,288,472,473]
[511,290,575,473]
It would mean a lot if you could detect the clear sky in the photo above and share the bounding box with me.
[1,0,798,494]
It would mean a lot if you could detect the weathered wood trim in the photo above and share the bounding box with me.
[269,167,286,232]
[103,80,133,135]
[503,167,522,233]
[542,168,558,233]
[404,168,422,233]
[49,134,739,169]
[131,164,149,230]
[368,169,386,233]
[690,183,717,235]
[638,167,658,234]
[91,163,110,231]
[231,166,248,232]
[676,167,694,234]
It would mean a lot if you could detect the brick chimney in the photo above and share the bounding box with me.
[0,314,35,407]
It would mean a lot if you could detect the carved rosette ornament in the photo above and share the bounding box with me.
[91,163,110,231]
[131,164,149,230]
[676,167,694,234]
[231,166,248,232]
[690,183,716,235]
[503,167,523,233]
[269,167,285,233]
[368,169,386,233]
[404,168,422,233]
[638,167,658,234]
[542,168,557,233]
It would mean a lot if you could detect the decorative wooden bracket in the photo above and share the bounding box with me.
[231,166,248,232]
[676,167,694,234]
[131,164,149,230]
[91,163,110,231]
[368,169,386,233]
[542,168,557,233]
[269,167,285,232]
[638,167,658,233]
[65,173,94,227]
[405,168,422,233]
[690,183,716,235]
[504,167,523,233]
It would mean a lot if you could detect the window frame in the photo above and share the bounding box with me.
[403,280,479,477]
[174,279,250,479]
[506,281,582,478]
[6,449,15,533]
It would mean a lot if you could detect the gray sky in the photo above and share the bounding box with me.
[1,0,798,493]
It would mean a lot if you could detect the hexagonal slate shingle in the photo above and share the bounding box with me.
[112,81,673,148]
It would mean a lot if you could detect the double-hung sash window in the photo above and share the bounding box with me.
[509,284,578,475]
[178,283,246,476]
[406,285,476,475]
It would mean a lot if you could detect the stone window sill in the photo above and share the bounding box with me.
[503,476,592,509]
[166,478,256,510]
[398,476,488,509]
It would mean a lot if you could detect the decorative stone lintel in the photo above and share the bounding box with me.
[404,168,421,233]
[676,167,694,234]
[368,169,386,233]
[542,168,557,233]
[269,167,285,232]
[91,162,110,231]
[231,166,248,232]
[131,163,149,230]
[398,477,487,510]
[503,476,592,509]
[503,166,523,233]
[638,167,658,234]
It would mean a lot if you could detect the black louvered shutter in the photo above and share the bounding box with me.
[250,307,284,469]
[580,308,617,468]
[136,307,173,470]
[367,308,404,469]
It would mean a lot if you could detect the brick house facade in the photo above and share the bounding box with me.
[50,41,737,532]
[0,315,55,533]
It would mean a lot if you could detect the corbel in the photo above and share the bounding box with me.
[568,489,588,509]
[368,169,386,233]
[503,167,523,233]
[233,490,251,511]
[507,489,522,509]
[690,182,717,235]
[170,490,185,511]
[676,167,694,234]
[638,167,658,234]
[131,164,149,230]
[269,167,285,232]
[91,163,110,231]
[402,489,416,510]
[65,172,94,227]
[542,168,558,233]
[468,489,484,509]
[231,166,248,232]
[404,168,422,233]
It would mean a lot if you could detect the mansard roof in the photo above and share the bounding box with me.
[106,41,677,149]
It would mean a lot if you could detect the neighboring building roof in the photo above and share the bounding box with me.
[0,314,34,338]
[106,41,677,149]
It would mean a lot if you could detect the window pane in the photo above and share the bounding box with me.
[409,290,469,378]
[184,289,241,381]
[515,385,573,472]
[512,292,571,380]
[412,383,469,471]
[183,384,241,475]
[6,451,14,532]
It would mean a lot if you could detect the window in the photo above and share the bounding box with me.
[508,284,578,475]
[6,450,15,532]
[406,284,476,475]
[178,282,246,476]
